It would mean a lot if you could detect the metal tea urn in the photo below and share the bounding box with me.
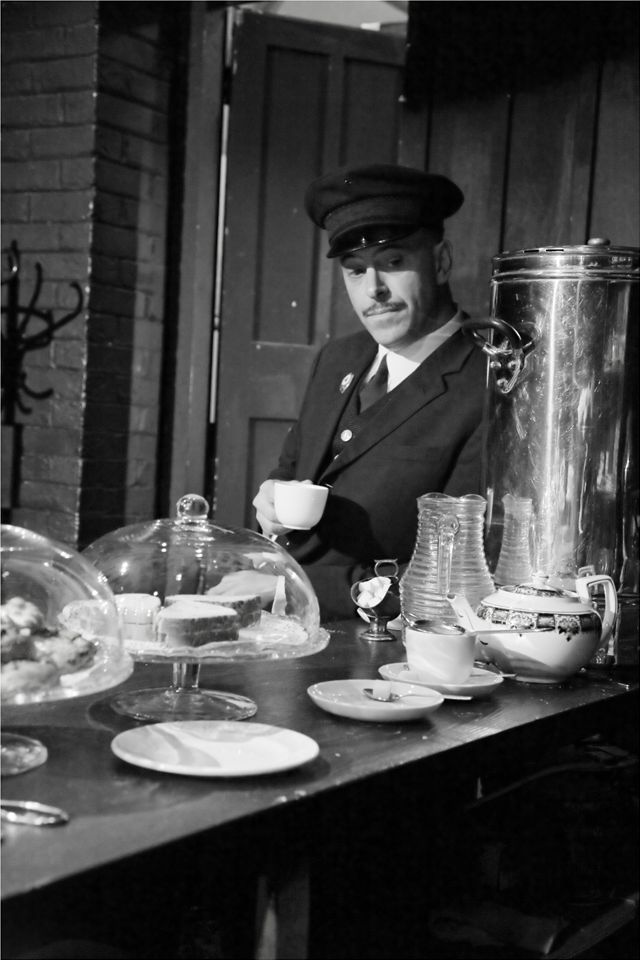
[464,240,639,651]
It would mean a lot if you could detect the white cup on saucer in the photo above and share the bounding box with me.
[404,620,476,684]
[273,481,329,530]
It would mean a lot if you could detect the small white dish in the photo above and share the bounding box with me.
[307,679,443,722]
[111,721,319,777]
[379,662,503,698]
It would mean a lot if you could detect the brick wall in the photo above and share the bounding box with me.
[1,1,184,547]
[1,0,98,543]
[80,1,180,544]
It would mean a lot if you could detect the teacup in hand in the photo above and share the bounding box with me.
[404,621,476,684]
[273,480,329,530]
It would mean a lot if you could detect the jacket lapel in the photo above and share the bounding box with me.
[319,329,476,482]
[297,333,377,480]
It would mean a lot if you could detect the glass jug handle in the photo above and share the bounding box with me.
[434,515,459,597]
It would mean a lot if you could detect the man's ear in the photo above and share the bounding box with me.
[434,239,453,284]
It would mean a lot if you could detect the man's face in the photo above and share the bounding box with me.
[339,230,452,350]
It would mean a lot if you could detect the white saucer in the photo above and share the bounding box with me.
[307,679,443,723]
[111,721,319,777]
[379,662,503,698]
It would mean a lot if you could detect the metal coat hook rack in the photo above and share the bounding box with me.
[1,240,85,516]
[1,240,84,423]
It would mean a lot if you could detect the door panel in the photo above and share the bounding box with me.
[214,11,411,527]
[340,58,404,161]
[256,46,326,345]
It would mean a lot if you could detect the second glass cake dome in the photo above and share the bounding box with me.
[83,494,329,663]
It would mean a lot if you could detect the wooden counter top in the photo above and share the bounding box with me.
[1,620,637,960]
[2,621,636,900]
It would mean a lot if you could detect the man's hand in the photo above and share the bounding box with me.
[253,478,317,537]
[252,478,290,538]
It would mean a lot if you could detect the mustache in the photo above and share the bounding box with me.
[364,302,404,317]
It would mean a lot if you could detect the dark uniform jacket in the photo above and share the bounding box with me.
[269,326,488,619]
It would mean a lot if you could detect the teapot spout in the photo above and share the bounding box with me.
[446,594,487,632]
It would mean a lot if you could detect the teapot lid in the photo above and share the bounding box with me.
[511,583,564,598]
[483,578,594,614]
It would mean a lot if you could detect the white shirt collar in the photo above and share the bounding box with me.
[365,310,463,391]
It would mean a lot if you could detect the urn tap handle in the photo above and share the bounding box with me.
[461,317,534,394]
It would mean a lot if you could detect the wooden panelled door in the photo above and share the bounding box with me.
[212,10,421,528]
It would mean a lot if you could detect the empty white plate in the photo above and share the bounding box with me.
[307,679,443,722]
[111,721,319,777]
[379,662,503,698]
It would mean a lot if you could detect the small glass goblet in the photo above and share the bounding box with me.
[350,559,401,642]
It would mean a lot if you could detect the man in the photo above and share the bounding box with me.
[252,163,488,619]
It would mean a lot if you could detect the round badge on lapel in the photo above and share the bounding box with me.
[339,373,354,394]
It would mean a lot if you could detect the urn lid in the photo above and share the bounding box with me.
[492,240,639,280]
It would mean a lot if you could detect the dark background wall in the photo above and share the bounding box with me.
[406,0,639,319]
[1,0,638,546]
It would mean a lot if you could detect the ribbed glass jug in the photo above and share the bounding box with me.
[400,493,495,622]
[493,494,534,586]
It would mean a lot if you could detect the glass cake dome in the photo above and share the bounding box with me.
[81,494,329,721]
[1,524,133,774]
[1,524,131,705]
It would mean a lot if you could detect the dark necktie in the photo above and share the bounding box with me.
[358,356,388,412]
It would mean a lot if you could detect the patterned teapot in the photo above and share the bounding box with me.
[473,573,618,683]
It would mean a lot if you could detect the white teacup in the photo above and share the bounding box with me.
[404,620,476,684]
[273,480,329,530]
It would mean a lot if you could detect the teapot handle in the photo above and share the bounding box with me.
[575,574,618,645]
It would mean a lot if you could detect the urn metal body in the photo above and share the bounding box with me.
[471,242,638,639]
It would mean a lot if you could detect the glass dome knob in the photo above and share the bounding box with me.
[175,494,210,523]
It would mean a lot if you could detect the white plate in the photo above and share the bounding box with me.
[111,721,319,777]
[379,662,503,698]
[307,679,443,722]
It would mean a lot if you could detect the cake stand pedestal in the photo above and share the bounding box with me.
[110,615,330,723]
[111,661,257,722]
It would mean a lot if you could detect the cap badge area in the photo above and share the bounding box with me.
[339,372,354,393]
